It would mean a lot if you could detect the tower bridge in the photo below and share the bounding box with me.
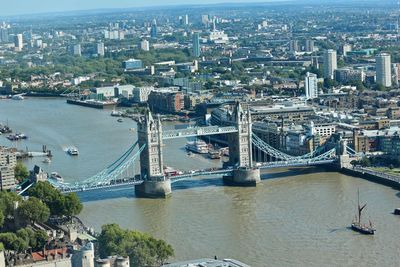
[47,102,358,197]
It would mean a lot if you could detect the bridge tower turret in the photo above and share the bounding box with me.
[135,109,171,197]
[223,102,260,186]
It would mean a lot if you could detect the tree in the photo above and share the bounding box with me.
[98,224,174,267]
[360,157,371,167]
[62,193,83,217]
[17,197,50,224]
[14,161,29,183]
[0,191,22,220]
[0,233,28,252]
[28,182,65,216]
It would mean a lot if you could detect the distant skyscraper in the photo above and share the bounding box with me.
[14,34,23,51]
[96,42,105,56]
[376,53,392,87]
[323,49,337,79]
[305,72,318,99]
[341,44,352,56]
[201,15,210,26]
[72,44,81,56]
[184,14,189,25]
[305,39,314,52]
[141,39,150,51]
[192,32,200,57]
[150,19,158,38]
[289,40,299,52]
[0,28,8,43]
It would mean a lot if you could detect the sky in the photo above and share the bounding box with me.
[0,0,282,16]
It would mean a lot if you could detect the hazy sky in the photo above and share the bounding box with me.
[0,0,280,16]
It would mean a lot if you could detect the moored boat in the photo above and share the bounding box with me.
[50,172,64,183]
[394,208,400,215]
[186,140,209,154]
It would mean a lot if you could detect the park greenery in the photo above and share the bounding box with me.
[98,223,174,267]
[14,161,30,183]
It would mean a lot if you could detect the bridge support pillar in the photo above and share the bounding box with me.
[135,177,172,198]
[223,167,260,186]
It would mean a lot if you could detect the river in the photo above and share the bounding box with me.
[0,98,399,267]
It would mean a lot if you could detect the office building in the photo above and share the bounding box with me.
[289,40,299,52]
[305,72,318,99]
[123,58,144,70]
[14,34,23,51]
[323,49,337,79]
[0,28,8,43]
[184,14,189,25]
[96,42,105,56]
[140,39,150,51]
[72,44,81,56]
[133,86,154,103]
[150,19,158,38]
[376,53,392,87]
[192,32,200,57]
[342,44,352,56]
[305,39,314,52]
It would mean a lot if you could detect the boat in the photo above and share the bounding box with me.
[394,208,400,215]
[208,149,221,159]
[67,147,79,156]
[111,110,123,117]
[186,140,209,154]
[42,157,52,164]
[50,172,64,183]
[117,118,123,123]
[11,94,24,100]
[351,190,375,235]
[6,133,28,141]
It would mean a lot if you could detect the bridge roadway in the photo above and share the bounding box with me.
[56,160,337,193]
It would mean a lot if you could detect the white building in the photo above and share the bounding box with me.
[305,72,318,99]
[133,86,154,103]
[209,30,228,44]
[323,49,337,79]
[376,53,392,87]
[96,42,105,56]
[140,39,150,51]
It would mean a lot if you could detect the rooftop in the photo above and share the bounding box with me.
[162,258,250,267]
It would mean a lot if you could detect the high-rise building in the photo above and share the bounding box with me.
[0,147,17,191]
[289,40,299,52]
[341,44,352,56]
[192,32,200,57]
[184,14,189,25]
[0,28,8,43]
[305,39,314,52]
[376,53,392,87]
[150,19,158,38]
[305,72,318,99]
[14,34,23,51]
[323,49,337,79]
[140,39,150,51]
[72,44,81,56]
[96,42,105,56]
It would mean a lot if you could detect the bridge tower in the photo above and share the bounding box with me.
[337,139,352,169]
[135,109,171,198]
[223,102,261,186]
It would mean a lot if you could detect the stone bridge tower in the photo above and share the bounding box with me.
[223,102,260,186]
[135,109,171,197]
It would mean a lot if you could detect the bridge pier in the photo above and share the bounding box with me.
[223,167,260,186]
[135,177,172,198]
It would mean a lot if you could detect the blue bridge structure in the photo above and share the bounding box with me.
[48,102,359,197]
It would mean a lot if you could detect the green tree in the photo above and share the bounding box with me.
[98,224,174,267]
[28,182,66,216]
[360,157,372,167]
[35,230,49,249]
[17,197,50,224]
[0,232,28,252]
[14,161,29,183]
[62,193,83,217]
[0,191,22,220]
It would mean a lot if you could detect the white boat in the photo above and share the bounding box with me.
[111,110,123,117]
[11,94,24,100]
[186,140,209,154]
[42,157,52,164]
[50,172,64,183]
[67,147,79,156]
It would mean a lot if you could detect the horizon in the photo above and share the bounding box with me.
[0,0,392,18]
